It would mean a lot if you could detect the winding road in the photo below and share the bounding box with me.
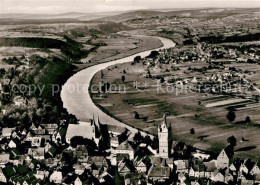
[61,35,175,136]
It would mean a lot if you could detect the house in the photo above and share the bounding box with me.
[73,164,85,175]
[8,140,17,148]
[114,141,135,160]
[177,172,186,184]
[21,128,27,135]
[174,160,189,173]
[86,156,108,170]
[204,161,217,178]
[0,153,10,166]
[240,158,255,174]
[212,170,225,183]
[32,148,45,160]
[34,170,49,180]
[147,164,171,182]
[31,137,42,147]
[41,124,58,134]
[74,176,83,185]
[118,158,133,176]
[63,174,83,185]
[25,132,34,141]
[250,161,260,175]
[216,149,230,169]
[224,169,234,183]
[13,96,27,106]
[239,172,255,184]
[11,131,22,140]
[133,156,147,173]
[0,168,7,183]
[2,128,14,138]
[30,123,37,131]
[49,171,62,184]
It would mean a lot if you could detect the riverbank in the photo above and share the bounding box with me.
[61,35,175,137]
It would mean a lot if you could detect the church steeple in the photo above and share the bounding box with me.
[91,113,101,139]
[159,114,169,133]
[158,114,170,158]
[162,113,167,127]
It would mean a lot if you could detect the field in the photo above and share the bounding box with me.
[75,35,163,71]
[91,60,260,159]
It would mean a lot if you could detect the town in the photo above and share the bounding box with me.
[0,4,260,185]
[0,112,260,184]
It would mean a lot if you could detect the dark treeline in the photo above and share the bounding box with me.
[199,32,260,44]
[0,37,65,49]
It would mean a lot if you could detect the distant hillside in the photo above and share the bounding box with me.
[0,8,259,25]
[95,22,132,34]
[0,11,124,24]
[0,18,81,25]
[94,8,260,22]
[93,10,165,23]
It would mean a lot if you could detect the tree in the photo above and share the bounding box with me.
[226,110,236,122]
[151,136,159,150]
[134,111,140,119]
[133,131,143,144]
[160,77,165,84]
[227,135,237,147]
[148,50,159,58]
[245,116,251,123]
[134,56,141,62]
[101,82,110,93]
[144,135,152,144]
[121,75,125,83]
[70,136,85,148]
[190,128,195,135]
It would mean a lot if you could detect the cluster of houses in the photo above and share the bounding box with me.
[0,113,259,185]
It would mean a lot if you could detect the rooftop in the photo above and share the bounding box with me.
[66,121,93,140]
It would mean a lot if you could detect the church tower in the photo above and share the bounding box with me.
[158,114,170,158]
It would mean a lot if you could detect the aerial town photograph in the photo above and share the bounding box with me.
[0,0,260,184]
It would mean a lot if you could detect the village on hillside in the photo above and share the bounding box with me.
[0,112,260,184]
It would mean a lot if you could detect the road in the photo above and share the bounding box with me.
[61,35,175,137]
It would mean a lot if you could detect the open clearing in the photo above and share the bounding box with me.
[91,60,260,159]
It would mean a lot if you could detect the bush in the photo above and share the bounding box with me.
[190,128,195,135]
[134,111,140,119]
[226,110,236,122]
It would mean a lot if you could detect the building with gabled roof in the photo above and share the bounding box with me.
[148,164,171,182]
[49,171,62,184]
[216,149,230,169]
[115,140,135,160]
[250,161,260,175]
[0,168,7,183]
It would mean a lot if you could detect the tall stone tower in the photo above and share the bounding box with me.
[158,114,170,158]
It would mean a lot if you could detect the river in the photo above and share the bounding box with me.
[61,35,175,135]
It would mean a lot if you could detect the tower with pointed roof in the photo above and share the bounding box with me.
[158,114,170,158]
[91,114,102,140]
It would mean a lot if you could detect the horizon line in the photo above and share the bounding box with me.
[0,6,260,15]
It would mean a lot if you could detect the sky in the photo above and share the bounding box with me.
[0,0,259,14]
